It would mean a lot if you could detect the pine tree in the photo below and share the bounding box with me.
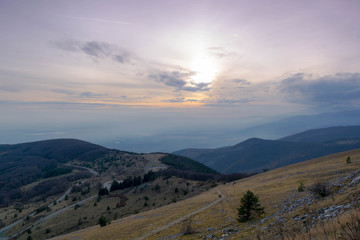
[237,190,264,222]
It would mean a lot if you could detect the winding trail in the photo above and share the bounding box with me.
[134,191,224,240]
[8,195,98,240]
[63,164,99,176]
[0,165,100,240]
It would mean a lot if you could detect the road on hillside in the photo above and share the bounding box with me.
[0,164,100,239]
[8,195,98,240]
[134,191,224,240]
[63,164,99,176]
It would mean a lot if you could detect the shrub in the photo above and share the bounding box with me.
[98,216,110,227]
[298,182,305,192]
[309,182,331,197]
[153,184,161,192]
[237,190,264,222]
[182,216,196,235]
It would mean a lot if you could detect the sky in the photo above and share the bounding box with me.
[1,0,360,152]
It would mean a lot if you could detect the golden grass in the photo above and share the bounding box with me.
[49,149,360,239]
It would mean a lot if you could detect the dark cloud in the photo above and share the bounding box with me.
[150,71,210,92]
[51,39,131,64]
[113,54,129,63]
[80,41,112,58]
[280,72,360,108]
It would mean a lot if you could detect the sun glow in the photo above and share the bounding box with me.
[190,54,218,84]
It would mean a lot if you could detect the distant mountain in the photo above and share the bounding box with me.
[279,126,360,143]
[236,110,360,140]
[174,126,360,174]
[99,110,360,153]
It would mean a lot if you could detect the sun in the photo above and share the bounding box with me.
[190,54,218,84]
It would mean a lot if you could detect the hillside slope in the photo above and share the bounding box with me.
[0,139,111,205]
[0,139,217,206]
[52,148,360,240]
[174,126,360,173]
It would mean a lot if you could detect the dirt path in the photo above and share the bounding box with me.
[134,191,224,240]
[63,164,99,176]
[8,195,97,240]
[0,164,100,239]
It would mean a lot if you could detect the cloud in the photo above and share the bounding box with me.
[51,39,132,64]
[80,41,112,58]
[202,98,252,107]
[164,98,199,103]
[150,71,210,92]
[233,79,251,85]
[51,89,75,95]
[51,89,107,99]
[280,72,360,108]
[0,85,21,92]
[207,47,237,58]
[80,92,107,98]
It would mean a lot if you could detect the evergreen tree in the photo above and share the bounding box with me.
[237,190,264,222]
[98,216,109,227]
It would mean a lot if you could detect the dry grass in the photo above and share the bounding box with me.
[45,149,360,239]
[10,177,211,240]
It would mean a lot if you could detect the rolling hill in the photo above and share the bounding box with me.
[0,139,216,206]
[0,139,225,240]
[174,126,360,173]
[51,148,360,240]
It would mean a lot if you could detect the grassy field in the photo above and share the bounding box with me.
[51,148,360,239]
[9,176,213,240]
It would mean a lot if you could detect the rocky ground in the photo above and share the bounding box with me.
[198,168,360,240]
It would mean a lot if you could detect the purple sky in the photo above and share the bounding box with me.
[1,0,360,150]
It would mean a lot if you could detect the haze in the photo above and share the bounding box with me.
[1,0,360,152]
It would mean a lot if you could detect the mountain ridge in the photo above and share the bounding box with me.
[174,126,360,173]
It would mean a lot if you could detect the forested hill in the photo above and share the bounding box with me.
[174,126,360,174]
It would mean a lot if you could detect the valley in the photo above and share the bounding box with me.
[1,126,360,239]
